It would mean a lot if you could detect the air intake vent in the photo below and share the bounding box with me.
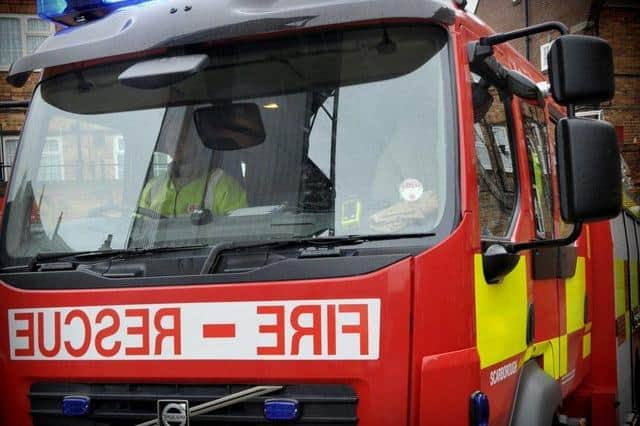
[29,383,357,425]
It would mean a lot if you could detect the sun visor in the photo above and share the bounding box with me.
[7,0,454,87]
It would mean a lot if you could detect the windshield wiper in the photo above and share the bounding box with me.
[28,244,208,270]
[199,233,435,274]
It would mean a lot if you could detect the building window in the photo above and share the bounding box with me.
[576,110,604,120]
[112,135,125,180]
[540,41,553,72]
[0,15,54,71]
[38,137,65,182]
[2,136,19,181]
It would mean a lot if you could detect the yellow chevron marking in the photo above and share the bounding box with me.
[631,261,639,309]
[559,335,568,377]
[566,257,586,334]
[615,259,627,318]
[522,339,558,379]
[474,255,528,369]
[583,332,591,359]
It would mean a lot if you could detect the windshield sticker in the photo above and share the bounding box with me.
[399,178,424,202]
[8,299,380,361]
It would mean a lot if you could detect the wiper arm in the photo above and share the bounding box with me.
[28,244,208,270]
[199,233,434,274]
[73,244,209,260]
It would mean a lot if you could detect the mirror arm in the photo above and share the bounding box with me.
[482,221,583,254]
[478,22,568,47]
[475,21,577,118]
[468,22,570,106]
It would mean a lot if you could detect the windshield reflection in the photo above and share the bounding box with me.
[2,25,454,266]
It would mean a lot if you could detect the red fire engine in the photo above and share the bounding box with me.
[0,0,634,425]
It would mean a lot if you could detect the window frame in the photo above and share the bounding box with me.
[540,41,553,72]
[576,109,604,120]
[0,14,55,71]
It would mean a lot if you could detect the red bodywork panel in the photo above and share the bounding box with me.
[0,6,627,426]
[0,259,413,425]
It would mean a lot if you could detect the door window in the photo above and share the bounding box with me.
[473,77,518,238]
[521,102,554,239]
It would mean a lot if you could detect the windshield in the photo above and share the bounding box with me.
[2,25,454,265]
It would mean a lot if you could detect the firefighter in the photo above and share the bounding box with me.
[138,106,248,218]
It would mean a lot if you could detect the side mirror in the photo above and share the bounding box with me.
[548,35,614,105]
[557,117,622,223]
[194,103,266,151]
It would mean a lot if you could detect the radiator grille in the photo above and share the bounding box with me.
[29,383,357,425]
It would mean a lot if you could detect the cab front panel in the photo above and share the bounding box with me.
[0,258,413,425]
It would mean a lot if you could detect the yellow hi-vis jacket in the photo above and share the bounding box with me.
[139,169,247,217]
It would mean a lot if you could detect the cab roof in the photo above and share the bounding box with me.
[7,0,458,87]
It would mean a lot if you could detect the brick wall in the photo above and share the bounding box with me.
[476,0,640,189]
[0,0,39,136]
[0,0,36,14]
[599,5,640,186]
[0,73,39,133]
[476,0,592,67]
[475,0,527,54]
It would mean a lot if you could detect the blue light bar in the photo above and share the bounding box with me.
[38,0,153,26]
[470,391,489,426]
[264,399,300,422]
[62,396,91,417]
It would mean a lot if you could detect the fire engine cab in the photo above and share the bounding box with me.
[0,0,633,425]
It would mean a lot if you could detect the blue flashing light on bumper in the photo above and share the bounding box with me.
[62,396,91,417]
[264,399,300,422]
[38,0,153,26]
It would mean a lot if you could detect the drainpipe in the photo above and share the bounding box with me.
[0,123,4,182]
[524,0,530,60]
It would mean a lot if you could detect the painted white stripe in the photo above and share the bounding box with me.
[9,299,380,361]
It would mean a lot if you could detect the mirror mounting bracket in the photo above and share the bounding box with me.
[478,21,568,49]
[468,22,568,66]
[481,222,582,284]
[468,22,572,113]
[482,222,583,255]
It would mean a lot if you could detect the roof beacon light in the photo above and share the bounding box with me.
[38,0,153,26]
